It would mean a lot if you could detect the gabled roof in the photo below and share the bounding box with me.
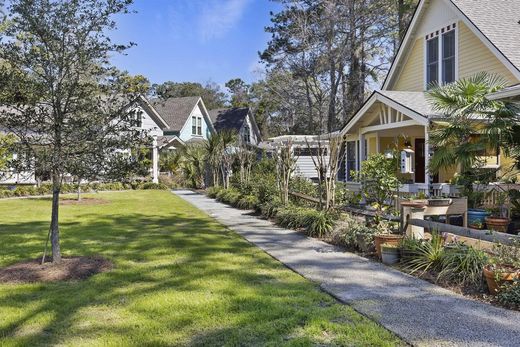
[149,96,202,132]
[487,83,520,101]
[340,91,432,136]
[378,91,436,117]
[209,107,263,142]
[209,107,249,132]
[383,0,520,90]
[136,95,170,130]
[157,135,184,149]
[451,0,520,70]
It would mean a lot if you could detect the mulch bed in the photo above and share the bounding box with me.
[0,256,113,283]
[60,198,109,205]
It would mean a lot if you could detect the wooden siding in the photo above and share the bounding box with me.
[458,21,519,85]
[393,38,424,92]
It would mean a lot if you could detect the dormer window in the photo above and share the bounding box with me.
[425,23,457,89]
[426,37,439,86]
[243,125,251,143]
[130,109,143,128]
[192,116,202,135]
[442,30,456,84]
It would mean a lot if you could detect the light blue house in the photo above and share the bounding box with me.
[150,96,215,149]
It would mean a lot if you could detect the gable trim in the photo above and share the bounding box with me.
[138,95,170,129]
[177,97,216,139]
[383,0,520,91]
[446,0,520,80]
[340,92,429,136]
[246,110,262,142]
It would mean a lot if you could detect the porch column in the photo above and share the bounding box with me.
[358,133,365,170]
[424,126,431,196]
[152,136,159,184]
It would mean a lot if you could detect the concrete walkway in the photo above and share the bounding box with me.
[174,190,520,347]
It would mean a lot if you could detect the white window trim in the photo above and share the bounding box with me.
[423,23,459,90]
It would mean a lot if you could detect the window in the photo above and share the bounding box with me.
[346,141,357,181]
[442,30,456,84]
[192,116,202,135]
[130,110,143,128]
[243,125,251,143]
[426,37,439,87]
[425,24,457,88]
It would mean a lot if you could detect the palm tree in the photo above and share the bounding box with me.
[426,72,520,206]
[179,144,206,189]
[205,133,223,187]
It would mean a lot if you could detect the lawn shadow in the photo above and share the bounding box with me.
[0,204,394,346]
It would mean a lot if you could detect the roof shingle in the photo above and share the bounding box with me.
[451,0,520,72]
[208,107,250,133]
[149,96,200,132]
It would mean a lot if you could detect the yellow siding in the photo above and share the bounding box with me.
[438,166,458,183]
[368,137,377,155]
[394,38,424,91]
[380,137,396,153]
[458,21,519,84]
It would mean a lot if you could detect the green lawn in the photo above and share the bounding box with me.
[0,190,402,346]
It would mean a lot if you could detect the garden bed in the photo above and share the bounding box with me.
[0,256,112,283]
[205,186,520,312]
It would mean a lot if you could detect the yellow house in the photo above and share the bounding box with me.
[339,0,520,196]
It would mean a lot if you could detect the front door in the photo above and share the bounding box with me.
[415,138,425,183]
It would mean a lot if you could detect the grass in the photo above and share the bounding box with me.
[0,190,403,346]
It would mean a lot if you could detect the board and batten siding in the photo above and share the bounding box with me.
[458,22,519,85]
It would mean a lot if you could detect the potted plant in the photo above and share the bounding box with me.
[374,220,403,259]
[483,240,520,294]
[468,219,484,230]
[485,192,510,233]
[381,243,400,265]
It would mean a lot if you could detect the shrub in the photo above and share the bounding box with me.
[259,199,281,219]
[141,182,169,190]
[331,213,377,252]
[158,175,178,189]
[275,207,308,229]
[400,233,445,275]
[306,210,335,238]
[206,186,223,199]
[438,243,488,286]
[289,176,317,206]
[216,188,241,206]
[236,194,259,210]
[498,279,520,309]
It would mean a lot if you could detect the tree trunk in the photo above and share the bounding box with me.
[50,174,61,263]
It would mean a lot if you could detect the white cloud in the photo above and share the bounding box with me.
[198,0,251,41]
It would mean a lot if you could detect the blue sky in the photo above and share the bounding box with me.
[111,0,279,87]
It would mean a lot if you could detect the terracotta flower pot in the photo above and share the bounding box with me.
[374,234,403,259]
[483,265,519,294]
[485,217,510,233]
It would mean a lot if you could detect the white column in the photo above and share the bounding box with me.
[376,132,380,154]
[152,136,159,184]
[358,133,365,169]
[424,126,431,194]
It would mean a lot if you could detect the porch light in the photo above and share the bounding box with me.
[384,149,394,160]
